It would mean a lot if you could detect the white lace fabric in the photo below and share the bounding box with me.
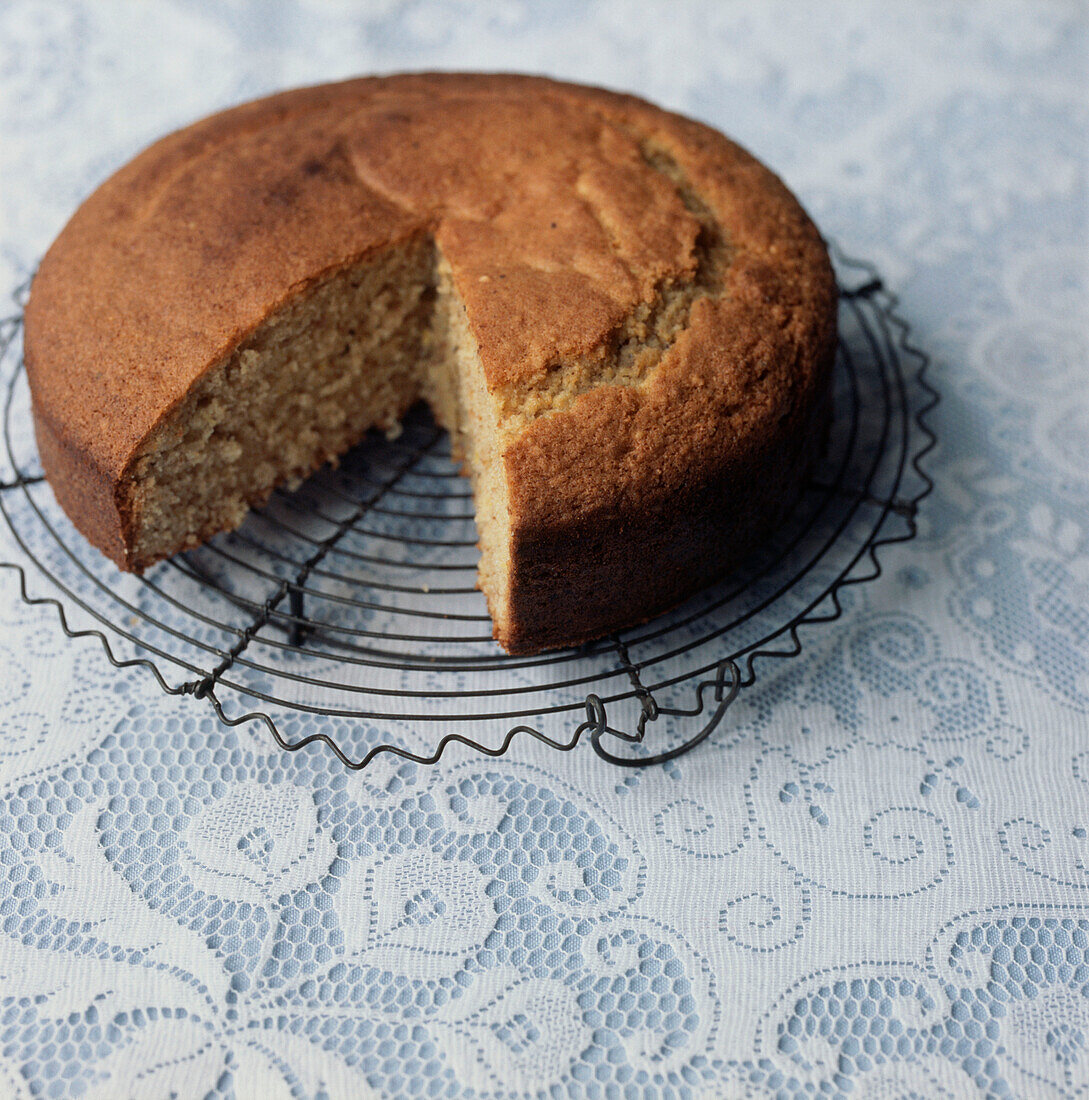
[0,2,1086,1096]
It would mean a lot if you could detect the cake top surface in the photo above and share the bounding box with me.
[24,73,835,491]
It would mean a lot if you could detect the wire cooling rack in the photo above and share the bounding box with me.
[0,247,937,769]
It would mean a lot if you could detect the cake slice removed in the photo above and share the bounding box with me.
[24,74,837,654]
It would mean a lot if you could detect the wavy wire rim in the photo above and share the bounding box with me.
[0,243,938,768]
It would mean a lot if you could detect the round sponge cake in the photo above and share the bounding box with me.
[23,73,837,654]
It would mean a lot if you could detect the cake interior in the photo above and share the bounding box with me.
[128,233,517,636]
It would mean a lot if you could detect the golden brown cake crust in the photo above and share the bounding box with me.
[23,73,837,653]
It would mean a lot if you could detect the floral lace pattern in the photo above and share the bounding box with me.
[0,1,1087,1096]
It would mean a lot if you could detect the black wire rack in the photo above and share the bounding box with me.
[0,247,937,770]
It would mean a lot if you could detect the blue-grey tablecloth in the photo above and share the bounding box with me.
[0,2,1086,1096]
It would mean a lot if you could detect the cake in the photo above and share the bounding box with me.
[23,73,837,655]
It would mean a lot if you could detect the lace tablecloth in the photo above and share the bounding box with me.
[1,2,1086,1096]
